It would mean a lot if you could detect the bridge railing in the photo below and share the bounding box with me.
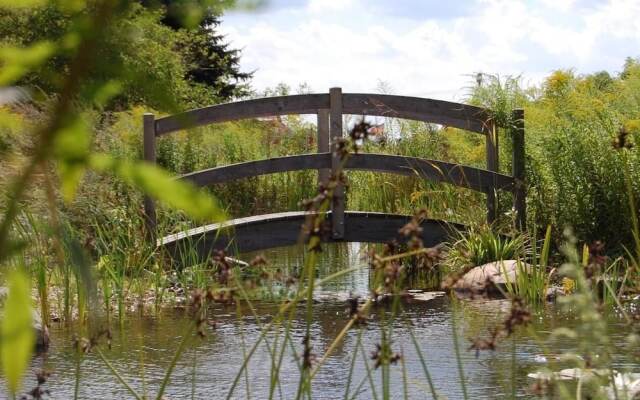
[143,88,525,242]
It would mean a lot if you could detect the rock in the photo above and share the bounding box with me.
[452,260,529,296]
[31,310,50,353]
[409,291,445,302]
[0,286,50,353]
[545,286,564,301]
[313,290,352,303]
[528,369,640,399]
[224,256,249,267]
[527,368,609,381]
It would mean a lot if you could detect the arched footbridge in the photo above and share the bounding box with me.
[142,88,525,263]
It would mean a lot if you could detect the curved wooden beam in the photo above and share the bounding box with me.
[342,94,492,134]
[155,94,330,136]
[181,153,327,186]
[180,153,514,193]
[159,211,462,265]
[154,93,494,136]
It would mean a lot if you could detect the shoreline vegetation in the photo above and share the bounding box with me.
[0,0,639,399]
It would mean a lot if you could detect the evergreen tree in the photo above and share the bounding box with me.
[140,0,252,104]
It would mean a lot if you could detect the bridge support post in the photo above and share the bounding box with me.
[317,109,330,186]
[511,109,526,230]
[485,120,499,224]
[330,87,345,239]
[143,113,157,241]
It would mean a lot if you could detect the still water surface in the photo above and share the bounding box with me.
[14,243,639,399]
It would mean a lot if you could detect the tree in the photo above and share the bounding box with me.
[141,0,252,104]
[0,0,251,110]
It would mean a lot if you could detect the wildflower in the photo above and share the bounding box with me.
[346,295,367,325]
[503,297,532,335]
[302,335,316,370]
[468,327,500,358]
[370,342,401,369]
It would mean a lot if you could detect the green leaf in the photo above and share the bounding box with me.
[0,0,46,8]
[53,116,91,202]
[0,42,56,85]
[90,153,226,222]
[91,80,123,108]
[1,270,35,395]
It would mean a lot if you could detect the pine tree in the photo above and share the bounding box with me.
[141,0,252,104]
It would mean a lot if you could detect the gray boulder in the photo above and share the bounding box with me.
[452,260,529,296]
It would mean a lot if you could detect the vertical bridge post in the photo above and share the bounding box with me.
[330,87,345,239]
[485,119,499,224]
[317,109,330,186]
[143,113,157,241]
[511,109,526,229]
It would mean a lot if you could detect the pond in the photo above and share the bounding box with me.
[11,243,639,399]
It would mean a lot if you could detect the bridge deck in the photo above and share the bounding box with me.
[159,211,462,265]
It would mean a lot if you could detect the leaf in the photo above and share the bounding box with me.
[91,80,123,108]
[0,42,56,85]
[53,116,91,202]
[90,154,226,222]
[1,270,35,395]
[0,0,46,8]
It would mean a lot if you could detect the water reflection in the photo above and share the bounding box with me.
[9,243,637,399]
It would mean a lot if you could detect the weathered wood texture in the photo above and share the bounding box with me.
[330,88,345,239]
[485,120,499,224]
[159,211,461,266]
[342,94,492,134]
[179,153,515,193]
[154,93,492,136]
[155,94,330,136]
[317,109,330,186]
[511,109,526,229]
[143,113,157,239]
[144,87,526,262]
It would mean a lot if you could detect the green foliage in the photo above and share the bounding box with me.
[468,64,640,252]
[91,153,226,222]
[0,270,34,395]
[503,225,553,305]
[0,0,250,110]
[443,224,528,273]
[527,67,640,251]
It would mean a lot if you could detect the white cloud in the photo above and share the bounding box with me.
[541,0,577,12]
[306,0,357,13]
[220,0,640,100]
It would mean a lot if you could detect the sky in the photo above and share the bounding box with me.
[221,0,640,101]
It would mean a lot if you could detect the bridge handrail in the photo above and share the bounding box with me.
[142,87,526,244]
[179,152,515,193]
[154,93,492,136]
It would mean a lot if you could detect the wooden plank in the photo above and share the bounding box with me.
[155,94,330,136]
[181,154,330,186]
[342,94,493,134]
[330,87,345,239]
[317,109,330,186]
[179,152,515,193]
[345,154,514,192]
[511,109,526,229]
[485,120,499,224]
[159,211,462,266]
[156,92,496,137]
[143,113,157,240]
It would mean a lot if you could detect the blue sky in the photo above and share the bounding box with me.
[222,0,640,100]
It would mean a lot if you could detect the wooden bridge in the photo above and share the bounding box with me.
[142,88,525,263]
